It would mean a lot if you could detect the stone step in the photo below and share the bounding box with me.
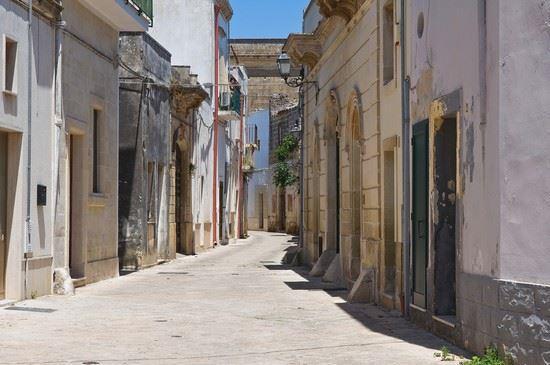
[72,277,86,288]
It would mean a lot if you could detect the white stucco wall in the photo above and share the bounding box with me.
[496,0,550,284]
[0,0,55,299]
[408,0,499,277]
[150,0,214,85]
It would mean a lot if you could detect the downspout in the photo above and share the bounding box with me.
[400,0,411,318]
[298,86,305,249]
[238,94,244,238]
[23,0,33,298]
[213,4,220,245]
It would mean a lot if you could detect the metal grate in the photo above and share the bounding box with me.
[157,271,190,275]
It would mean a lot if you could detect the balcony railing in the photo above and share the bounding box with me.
[129,0,153,25]
[220,88,241,114]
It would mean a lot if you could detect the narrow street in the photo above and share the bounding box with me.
[0,232,464,365]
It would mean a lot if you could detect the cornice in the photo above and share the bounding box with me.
[216,0,233,21]
[317,0,363,23]
[284,33,322,69]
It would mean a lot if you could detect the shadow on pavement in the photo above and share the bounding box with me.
[263,248,470,360]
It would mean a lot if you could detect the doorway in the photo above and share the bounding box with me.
[0,132,7,299]
[219,181,224,241]
[433,117,457,317]
[258,192,264,230]
[412,121,428,308]
[69,135,85,279]
[383,149,396,295]
[278,188,286,231]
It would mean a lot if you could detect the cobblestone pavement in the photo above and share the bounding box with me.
[0,231,467,364]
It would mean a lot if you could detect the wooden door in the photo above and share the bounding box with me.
[412,121,429,308]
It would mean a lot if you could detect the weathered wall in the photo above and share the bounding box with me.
[118,32,172,270]
[60,0,120,283]
[408,1,550,362]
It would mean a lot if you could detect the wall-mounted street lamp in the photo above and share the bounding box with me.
[277,52,318,90]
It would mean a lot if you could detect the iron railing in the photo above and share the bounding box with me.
[129,0,153,26]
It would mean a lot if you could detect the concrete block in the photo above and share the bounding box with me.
[322,254,346,288]
[500,281,535,313]
[310,249,336,277]
[347,267,375,303]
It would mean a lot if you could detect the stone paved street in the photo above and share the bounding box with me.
[0,232,466,365]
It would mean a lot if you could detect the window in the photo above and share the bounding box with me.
[92,109,100,193]
[3,36,17,93]
[383,1,395,84]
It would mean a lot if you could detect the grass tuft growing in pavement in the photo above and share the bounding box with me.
[460,347,506,365]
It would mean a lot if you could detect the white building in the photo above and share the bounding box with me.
[150,0,242,250]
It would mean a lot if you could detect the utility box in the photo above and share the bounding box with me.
[37,185,47,206]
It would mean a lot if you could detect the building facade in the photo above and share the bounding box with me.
[118,32,172,271]
[286,0,403,303]
[151,0,233,252]
[405,1,550,363]
[0,0,61,301]
[52,0,151,290]
[287,0,550,363]
[268,103,301,235]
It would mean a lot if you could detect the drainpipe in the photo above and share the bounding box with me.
[23,0,33,298]
[212,4,220,245]
[238,93,244,238]
[400,0,411,318]
[298,86,305,249]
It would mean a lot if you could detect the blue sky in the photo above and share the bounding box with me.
[229,0,310,39]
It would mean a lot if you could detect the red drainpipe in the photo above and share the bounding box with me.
[213,4,220,245]
[238,94,244,238]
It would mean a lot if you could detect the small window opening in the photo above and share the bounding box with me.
[92,109,100,193]
[383,1,395,85]
[4,37,17,93]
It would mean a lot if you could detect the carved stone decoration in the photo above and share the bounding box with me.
[346,89,366,155]
[323,89,341,143]
[317,0,361,23]
[285,34,322,69]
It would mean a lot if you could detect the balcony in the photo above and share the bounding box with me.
[219,87,241,122]
[79,0,153,31]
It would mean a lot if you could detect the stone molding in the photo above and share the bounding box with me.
[285,33,322,69]
[317,0,365,23]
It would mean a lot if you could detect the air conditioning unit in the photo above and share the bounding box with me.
[220,91,231,108]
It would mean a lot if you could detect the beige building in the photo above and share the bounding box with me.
[52,0,151,289]
[286,0,403,307]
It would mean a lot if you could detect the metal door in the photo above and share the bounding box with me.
[412,121,428,307]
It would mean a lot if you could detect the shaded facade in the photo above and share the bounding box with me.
[118,32,172,270]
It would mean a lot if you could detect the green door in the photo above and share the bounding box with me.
[412,121,428,308]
